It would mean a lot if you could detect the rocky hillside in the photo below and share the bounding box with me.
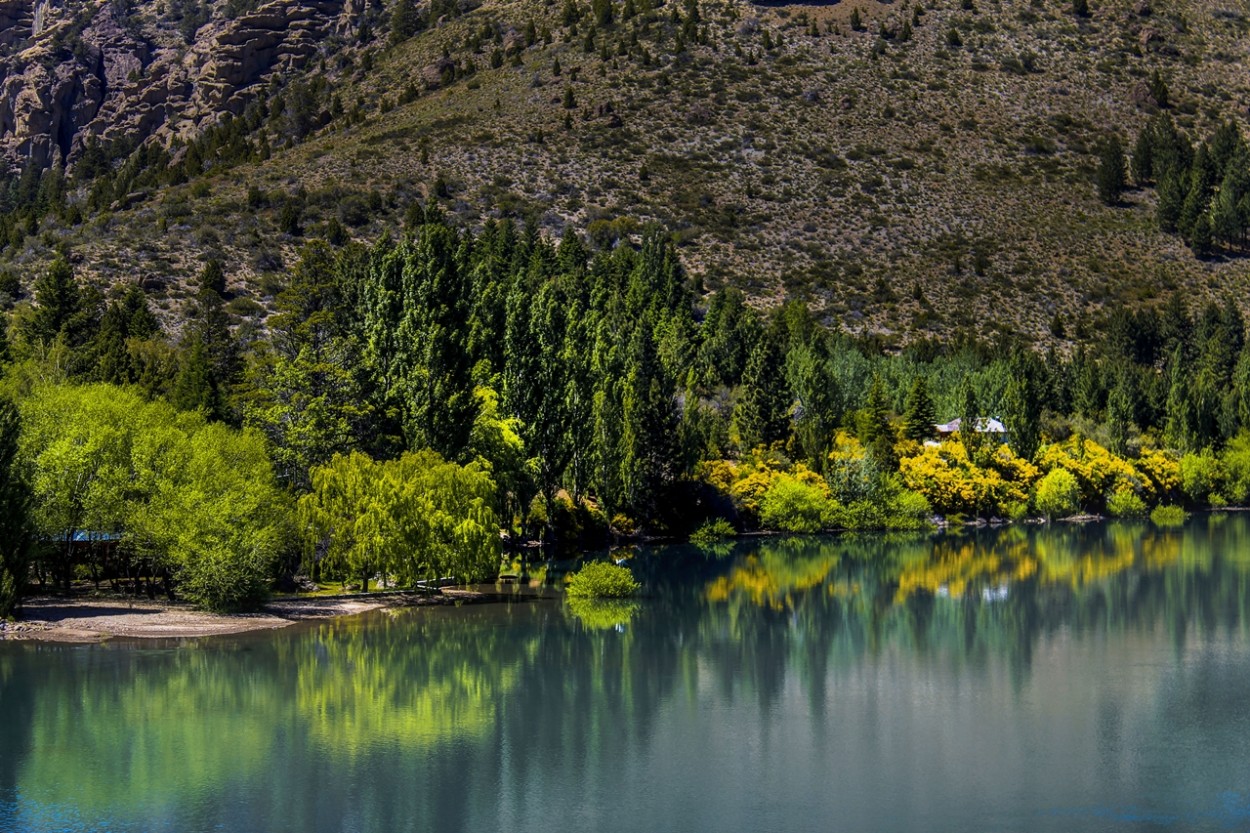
[0,0,366,169]
[1,0,1248,344]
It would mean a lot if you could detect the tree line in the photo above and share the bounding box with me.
[5,215,1250,615]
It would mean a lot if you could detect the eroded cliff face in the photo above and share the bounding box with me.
[0,0,362,173]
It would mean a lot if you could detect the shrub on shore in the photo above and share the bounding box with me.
[1150,504,1187,527]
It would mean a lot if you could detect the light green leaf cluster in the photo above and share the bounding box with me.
[17,383,287,610]
[300,449,501,589]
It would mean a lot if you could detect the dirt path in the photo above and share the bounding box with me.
[1,590,498,642]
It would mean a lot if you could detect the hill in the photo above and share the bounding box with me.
[0,0,1248,343]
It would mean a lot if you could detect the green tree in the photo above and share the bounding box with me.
[389,0,421,43]
[1096,135,1126,205]
[735,334,791,450]
[1148,69,1169,108]
[902,375,937,441]
[1035,468,1079,519]
[1165,345,1196,451]
[171,336,218,414]
[864,375,896,468]
[958,380,982,459]
[0,397,30,617]
[301,449,500,591]
[1106,370,1136,455]
[1003,351,1044,460]
[199,258,227,296]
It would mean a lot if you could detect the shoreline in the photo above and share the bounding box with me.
[1,588,536,643]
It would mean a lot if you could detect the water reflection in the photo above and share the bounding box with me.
[3,516,1250,832]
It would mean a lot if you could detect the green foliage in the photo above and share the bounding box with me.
[300,449,501,590]
[1096,136,1126,205]
[735,333,791,450]
[17,383,287,609]
[1179,451,1224,506]
[902,375,937,441]
[759,474,833,533]
[1106,486,1147,518]
[1150,504,1187,527]
[565,561,640,598]
[1035,468,1080,519]
[690,517,736,544]
[0,396,30,617]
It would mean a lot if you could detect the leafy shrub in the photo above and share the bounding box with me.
[759,474,834,533]
[1036,436,1148,511]
[566,561,640,598]
[898,439,1032,517]
[1219,432,1250,504]
[1106,487,1147,518]
[1150,504,1187,527]
[1179,452,1224,506]
[690,518,736,544]
[1035,468,1080,519]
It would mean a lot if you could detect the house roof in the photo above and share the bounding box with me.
[934,417,1007,434]
[70,530,123,543]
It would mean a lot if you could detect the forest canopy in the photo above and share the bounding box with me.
[4,215,1250,614]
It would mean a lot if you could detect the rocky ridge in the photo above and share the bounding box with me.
[0,0,364,172]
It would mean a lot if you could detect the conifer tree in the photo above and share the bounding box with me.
[956,392,978,454]
[1096,136,1126,205]
[1165,345,1195,451]
[735,334,791,451]
[1003,351,1044,460]
[903,375,937,441]
[864,375,896,468]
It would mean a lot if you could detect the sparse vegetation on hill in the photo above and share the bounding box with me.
[0,0,1248,343]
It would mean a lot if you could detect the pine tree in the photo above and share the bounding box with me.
[1164,345,1195,451]
[864,375,896,468]
[171,336,217,414]
[199,258,226,296]
[1107,371,1135,455]
[26,256,80,347]
[960,380,980,457]
[1148,69,1169,108]
[735,334,791,451]
[389,0,420,44]
[1003,351,1044,460]
[1096,135,1126,205]
[1132,123,1154,185]
[619,323,677,522]
[902,375,937,441]
[1156,167,1185,233]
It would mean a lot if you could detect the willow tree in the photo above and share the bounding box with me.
[301,449,500,591]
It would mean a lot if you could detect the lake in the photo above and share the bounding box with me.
[4,516,1250,832]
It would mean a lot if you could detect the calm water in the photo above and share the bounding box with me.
[5,517,1250,832]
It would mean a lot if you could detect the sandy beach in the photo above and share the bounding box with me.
[0,590,499,642]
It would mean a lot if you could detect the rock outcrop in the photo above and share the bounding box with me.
[0,0,356,173]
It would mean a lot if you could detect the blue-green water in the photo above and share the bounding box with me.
[5,516,1250,832]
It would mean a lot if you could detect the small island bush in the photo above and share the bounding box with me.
[690,518,737,544]
[1150,504,1187,527]
[566,561,640,598]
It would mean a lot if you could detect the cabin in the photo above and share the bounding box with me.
[933,417,1008,443]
